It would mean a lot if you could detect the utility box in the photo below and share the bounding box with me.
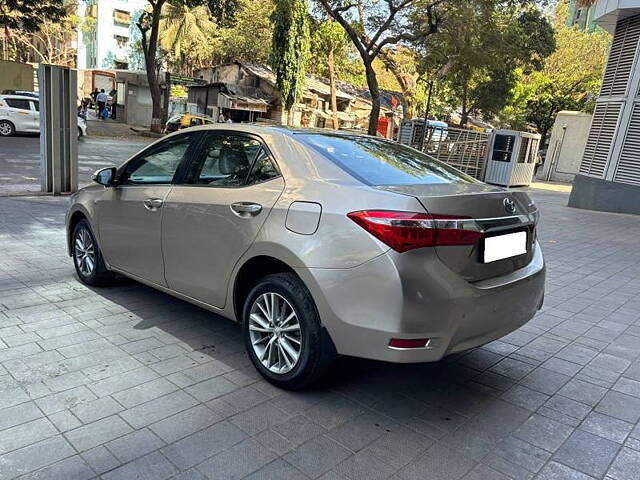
[484,130,540,187]
[39,64,78,194]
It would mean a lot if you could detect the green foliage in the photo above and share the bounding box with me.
[502,0,611,137]
[415,0,555,125]
[270,0,310,111]
[0,0,66,32]
[216,0,274,64]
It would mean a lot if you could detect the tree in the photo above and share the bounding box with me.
[0,0,65,32]
[316,0,440,135]
[311,19,349,128]
[504,1,610,140]
[9,12,78,66]
[216,0,274,65]
[160,1,218,75]
[415,1,555,126]
[270,0,310,125]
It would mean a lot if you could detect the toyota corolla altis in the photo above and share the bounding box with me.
[66,125,545,389]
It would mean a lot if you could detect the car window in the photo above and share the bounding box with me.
[186,133,262,187]
[31,101,39,112]
[5,99,31,111]
[297,133,476,186]
[246,149,280,185]
[121,134,194,185]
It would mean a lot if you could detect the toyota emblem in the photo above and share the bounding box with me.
[503,197,516,214]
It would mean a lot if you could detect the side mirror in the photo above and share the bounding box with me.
[93,167,116,187]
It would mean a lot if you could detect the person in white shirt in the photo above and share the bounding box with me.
[96,89,108,120]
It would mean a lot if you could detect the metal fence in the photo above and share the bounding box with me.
[398,121,492,180]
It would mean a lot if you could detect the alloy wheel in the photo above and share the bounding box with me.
[248,292,302,374]
[74,228,96,277]
[0,122,12,136]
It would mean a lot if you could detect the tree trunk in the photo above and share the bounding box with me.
[328,47,339,130]
[142,2,165,133]
[364,61,381,136]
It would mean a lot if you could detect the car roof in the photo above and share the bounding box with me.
[178,122,375,141]
[0,94,38,101]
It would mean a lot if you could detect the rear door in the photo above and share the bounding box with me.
[5,98,33,132]
[30,99,40,131]
[162,131,284,308]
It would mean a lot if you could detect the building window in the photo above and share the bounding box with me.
[113,9,131,25]
[114,35,129,48]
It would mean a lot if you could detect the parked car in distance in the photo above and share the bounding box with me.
[66,125,545,389]
[0,94,40,136]
[1,89,39,99]
[164,113,215,133]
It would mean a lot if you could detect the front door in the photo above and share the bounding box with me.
[162,132,284,308]
[96,132,199,285]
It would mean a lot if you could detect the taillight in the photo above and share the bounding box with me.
[347,210,483,253]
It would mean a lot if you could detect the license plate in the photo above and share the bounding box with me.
[483,231,527,263]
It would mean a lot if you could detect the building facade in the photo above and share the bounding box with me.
[567,0,598,32]
[570,0,640,214]
[77,0,147,70]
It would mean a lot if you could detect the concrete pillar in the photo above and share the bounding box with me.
[39,64,78,195]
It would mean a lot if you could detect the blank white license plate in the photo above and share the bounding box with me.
[483,231,527,263]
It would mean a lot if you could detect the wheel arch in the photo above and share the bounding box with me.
[0,119,16,135]
[232,255,299,323]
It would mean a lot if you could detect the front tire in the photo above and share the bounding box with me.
[72,219,113,286]
[0,120,15,136]
[243,273,335,390]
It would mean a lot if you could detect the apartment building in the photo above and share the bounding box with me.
[77,0,147,70]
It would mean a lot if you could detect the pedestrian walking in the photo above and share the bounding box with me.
[96,89,108,120]
[109,88,118,120]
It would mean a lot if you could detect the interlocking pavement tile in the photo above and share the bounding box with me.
[284,435,352,479]
[119,390,199,429]
[579,411,633,444]
[513,414,574,453]
[552,429,620,478]
[105,427,165,463]
[149,404,222,443]
[64,414,133,452]
[197,437,277,479]
[0,401,42,431]
[229,402,290,436]
[462,464,512,480]
[81,445,121,475]
[0,417,58,455]
[102,451,178,480]
[398,442,476,480]
[244,459,310,480]
[607,447,640,480]
[0,435,76,479]
[501,384,550,411]
[557,378,608,407]
[519,367,571,395]
[161,421,247,470]
[534,461,596,479]
[334,449,397,480]
[17,454,95,480]
[596,390,640,423]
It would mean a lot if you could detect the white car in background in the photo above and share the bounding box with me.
[0,94,40,136]
[0,93,87,139]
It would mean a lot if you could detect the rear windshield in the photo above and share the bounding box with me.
[297,133,475,186]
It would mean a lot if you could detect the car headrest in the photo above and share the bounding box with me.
[219,147,249,175]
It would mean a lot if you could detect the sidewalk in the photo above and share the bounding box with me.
[1,190,640,479]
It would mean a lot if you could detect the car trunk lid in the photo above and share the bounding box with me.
[377,183,538,282]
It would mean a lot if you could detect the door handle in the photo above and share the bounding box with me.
[143,198,164,211]
[230,202,262,217]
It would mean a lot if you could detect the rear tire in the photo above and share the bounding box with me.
[72,219,114,286]
[243,273,335,390]
[0,120,15,137]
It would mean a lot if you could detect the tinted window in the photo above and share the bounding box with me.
[298,134,476,186]
[247,149,279,185]
[31,101,39,112]
[122,134,193,184]
[5,99,31,110]
[187,133,261,187]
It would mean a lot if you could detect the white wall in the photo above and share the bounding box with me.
[541,111,593,182]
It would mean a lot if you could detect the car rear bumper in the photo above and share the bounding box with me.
[298,242,545,363]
